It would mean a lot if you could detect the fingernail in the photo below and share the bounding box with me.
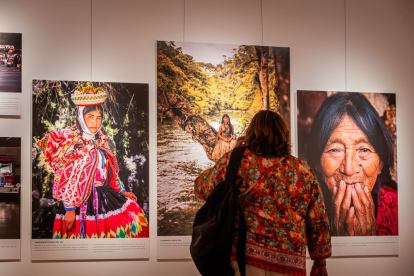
[356,183,360,189]
[352,188,356,195]
[340,181,345,187]
[364,186,369,193]
[333,186,337,194]
[349,206,354,214]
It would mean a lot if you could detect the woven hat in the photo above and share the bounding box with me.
[71,82,107,106]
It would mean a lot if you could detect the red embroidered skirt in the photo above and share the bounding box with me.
[52,184,149,238]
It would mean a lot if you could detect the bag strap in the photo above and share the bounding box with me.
[235,193,246,276]
[225,146,246,183]
[223,146,247,276]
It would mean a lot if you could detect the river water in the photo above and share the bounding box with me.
[157,111,253,236]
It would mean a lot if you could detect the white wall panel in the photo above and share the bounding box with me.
[185,0,262,45]
[92,0,184,82]
[0,0,413,275]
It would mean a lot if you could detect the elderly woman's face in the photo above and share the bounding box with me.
[84,109,102,133]
[320,115,383,193]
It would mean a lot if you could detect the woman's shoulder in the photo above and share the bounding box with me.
[38,126,80,156]
[45,126,78,140]
[279,155,304,165]
[282,155,315,173]
[52,125,77,134]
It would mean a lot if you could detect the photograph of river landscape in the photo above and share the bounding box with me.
[157,41,290,236]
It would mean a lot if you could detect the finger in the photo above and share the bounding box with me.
[333,181,346,229]
[353,216,362,236]
[345,206,355,236]
[339,184,352,223]
[352,185,367,235]
[310,265,319,276]
[355,183,370,208]
[363,186,376,235]
[355,183,374,235]
[333,181,346,217]
[319,266,328,276]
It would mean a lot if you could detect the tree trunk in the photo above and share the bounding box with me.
[157,89,218,160]
[255,46,269,110]
[273,48,290,128]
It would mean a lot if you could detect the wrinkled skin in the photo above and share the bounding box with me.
[319,116,382,236]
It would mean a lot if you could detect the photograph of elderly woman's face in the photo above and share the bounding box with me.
[297,91,397,237]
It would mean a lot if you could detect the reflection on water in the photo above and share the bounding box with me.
[157,111,253,236]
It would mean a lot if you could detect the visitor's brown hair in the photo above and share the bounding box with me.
[245,110,291,157]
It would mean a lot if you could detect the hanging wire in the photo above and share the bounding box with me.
[183,0,186,42]
[91,0,93,81]
[261,0,264,45]
[344,0,347,91]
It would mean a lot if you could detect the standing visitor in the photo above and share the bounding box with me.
[195,110,331,276]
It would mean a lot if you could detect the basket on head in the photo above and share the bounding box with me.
[71,82,107,106]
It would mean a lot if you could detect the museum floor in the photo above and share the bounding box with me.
[0,195,20,239]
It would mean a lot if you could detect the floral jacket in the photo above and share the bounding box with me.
[194,148,331,276]
[38,126,125,210]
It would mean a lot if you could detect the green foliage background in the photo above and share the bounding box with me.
[157,41,283,116]
[156,41,290,236]
[32,80,149,239]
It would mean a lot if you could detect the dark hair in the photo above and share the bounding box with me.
[307,92,394,176]
[245,110,291,157]
[221,114,234,136]
[75,104,104,138]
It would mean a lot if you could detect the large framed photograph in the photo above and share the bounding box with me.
[0,137,21,260]
[0,33,22,116]
[297,90,398,256]
[31,80,150,260]
[157,41,290,258]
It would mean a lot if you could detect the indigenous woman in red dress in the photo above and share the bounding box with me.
[38,83,149,239]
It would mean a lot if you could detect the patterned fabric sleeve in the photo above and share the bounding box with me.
[302,163,332,260]
[38,128,66,168]
[194,152,231,201]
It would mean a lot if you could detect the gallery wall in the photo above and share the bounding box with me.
[0,0,413,275]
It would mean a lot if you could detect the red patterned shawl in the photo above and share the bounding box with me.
[38,126,125,209]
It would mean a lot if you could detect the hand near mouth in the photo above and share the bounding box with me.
[331,181,376,236]
[331,180,352,235]
[345,183,376,236]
